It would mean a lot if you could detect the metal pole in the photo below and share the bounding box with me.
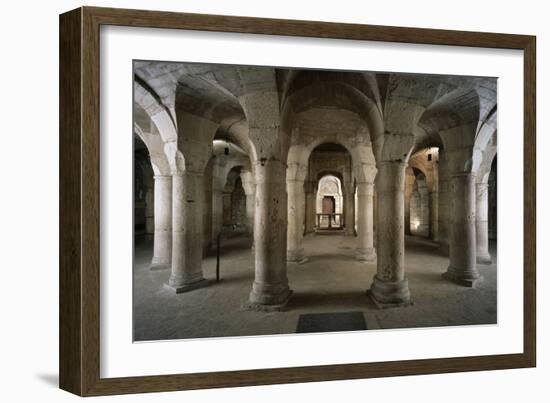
[216,232,221,282]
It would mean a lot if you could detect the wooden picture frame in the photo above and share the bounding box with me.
[59,6,536,396]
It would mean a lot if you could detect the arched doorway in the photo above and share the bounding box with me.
[134,135,154,237]
[222,166,247,235]
[410,171,430,238]
[316,174,343,230]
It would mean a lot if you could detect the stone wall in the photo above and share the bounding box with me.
[488,163,497,240]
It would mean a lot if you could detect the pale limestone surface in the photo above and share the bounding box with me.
[133,63,498,309]
[133,234,496,341]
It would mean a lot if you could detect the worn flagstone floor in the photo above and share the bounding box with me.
[133,233,497,341]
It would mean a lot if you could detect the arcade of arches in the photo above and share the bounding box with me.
[133,62,497,340]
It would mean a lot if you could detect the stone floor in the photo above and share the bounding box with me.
[133,233,497,341]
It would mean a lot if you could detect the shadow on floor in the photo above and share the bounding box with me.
[303,253,357,264]
[408,271,447,286]
[206,271,253,285]
[205,237,253,257]
[287,290,377,311]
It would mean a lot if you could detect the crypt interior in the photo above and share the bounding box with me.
[133,62,497,341]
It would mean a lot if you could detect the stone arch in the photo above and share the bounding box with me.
[418,88,489,286]
[281,76,383,150]
[474,107,497,155]
[133,122,174,272]
[134,79,183,173]
[408,148,439,190]
[210,140,252,243]
[419,88,482,174]
[134,108,173,176]
[316,174,344,229]
[407,147,440,240]
[288,135,375,184]
[475,129,497,264]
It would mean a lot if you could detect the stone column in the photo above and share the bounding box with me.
[287,179,307,263]
[247,160,291,310]
[418,181,430,237]
[404,169,415,235]
[149,175,172,270]
[488,171,497,240]
[438,156,451,255]
[430,190,439,241]
[368,161,411,307]
[240,170,256,236]
[438,179,451,254]
[373,187,377,233]
[476,182,492,264]
[245,190,255,234]
[356,181,376,261]
[167,172,209,293]
[304,181,316,234]
[344,185,355,236]
[443,173,481,286]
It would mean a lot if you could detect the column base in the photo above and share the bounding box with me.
[442,266,483,287]
[149,262,171,271]
[287,248,308,264]
[149,256,171,271]
[476,252,492,265]
[245,282,292,311]
[356,248,376,262]
[165,278,210,294]
[367,275,412,308]
[242,290,293,312]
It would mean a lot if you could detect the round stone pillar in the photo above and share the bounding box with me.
[240,170,256,236]
[368,161,411,307]
[244,189,255,235]
[476,182,492,264]
[304,181,316,234]
[418,181,430,237]
[344,187,355,236]
[430,190,439,241]
[247,160,291,310]
[443,173,481,286]
[167,172,209,293]
[287,179,307,263]
[356,182,376,262]
[404,170,415,235]
[149,175,172,270]
[437,156,451,255]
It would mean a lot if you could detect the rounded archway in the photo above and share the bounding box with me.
[316,174,343,229]
[134,135,154,237]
